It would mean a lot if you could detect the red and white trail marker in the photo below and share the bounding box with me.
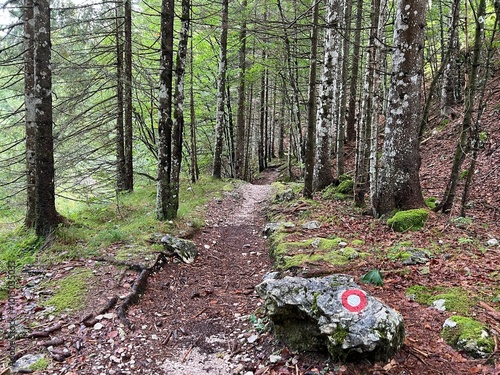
[341,289,367,313]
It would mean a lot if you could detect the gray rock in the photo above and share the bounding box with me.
[11,354,45,373]
[301,221,321,230]
[263,222,295,236]
[402,249,430,265]
[274,189,296,202]
[161,235,198,264]
[256,274,405,361]
[486,238,498,247]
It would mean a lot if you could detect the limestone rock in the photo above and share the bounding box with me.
[256,274,405,361]
[301,221,321,230]
[161,235,198,264]
[11,354,45,373]
[263,222,295,236]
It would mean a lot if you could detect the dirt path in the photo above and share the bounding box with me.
[74,169,279,374]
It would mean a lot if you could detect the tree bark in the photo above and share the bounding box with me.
[212,0,229,179]
[235,0,247,180]
[33,0,61,236]
[374,0,426,217]
[116,0,126,192]
[170,0,190,215]
[124,0,134,191]
[435,0,486,214]
[345,0,363,143]
[313,0,339,192]
[303,0,319,199]
[24,0,36,228]
[156,0,175,220]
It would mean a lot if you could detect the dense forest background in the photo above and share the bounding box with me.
[0,0,498,235]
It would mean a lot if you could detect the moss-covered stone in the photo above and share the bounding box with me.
[29,357,50,371]
[335,179,354,195]
[387,209,429,232]
[441,316,494,358]
[406,285,475,314]
[425,197,437,209]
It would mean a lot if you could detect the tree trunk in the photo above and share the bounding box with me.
[156,0,175,220]
[116,0,126,192]
[313,0,339,192]
[258,65,267,172]
[189,35,199,183]
[212,0,228,179]
[374,0,426,217]
[235,0,247,180]
[303,0,319,198]
[124,0,134,191]
[345,0,363,143]
[170,0,190,215]
[33,0,61,236]
[355,0,381,207]
[24,0,36,228]
[435,0,486,214]
[440,0,461,119]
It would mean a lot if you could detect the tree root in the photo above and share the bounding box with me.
[115,252,171,329]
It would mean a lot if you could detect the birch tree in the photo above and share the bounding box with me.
[373,0,426,216]
[313,0,340,191]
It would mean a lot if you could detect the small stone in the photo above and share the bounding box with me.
[103,313,116,320]
[443,318,457,328]
[486,238,498,247]
[204,244,210,249]
[247,334,258,344]
[11,354,45,373]
[301,221,321,230]
[93,322,103,330]
[232,363,245,374]
[339,241,348,247]
[110,355,121,363]
[432,299,446,311]
[269,354,281,363]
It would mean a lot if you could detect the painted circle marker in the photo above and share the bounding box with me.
[341,289,367,313]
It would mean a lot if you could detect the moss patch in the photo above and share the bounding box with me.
[406,285,475,314]
[387,209,429,232]
[441,316,494,358]
[29,357,50,371]
[42,269,93,313]
[272,238,368,270]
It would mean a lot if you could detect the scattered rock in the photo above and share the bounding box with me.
[257,274,405,361]
[402,249,431,265]
[485,238,498,247]
[161,235,198,264]
[11,354,45,373]
[301,221,321,230]
[432,299,447,311]
[274,189,296,202]
[263,222,295,236]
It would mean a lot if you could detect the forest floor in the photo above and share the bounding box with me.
[1,78,500,375]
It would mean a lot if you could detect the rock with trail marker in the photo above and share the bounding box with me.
[256,274,405,361]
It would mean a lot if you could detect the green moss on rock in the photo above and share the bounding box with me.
[441,316,494,358]
[387,209,429,232]
[336,179,354,195]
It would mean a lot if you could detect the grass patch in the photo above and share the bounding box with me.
[42,269,93,313]
[406,285,476,314]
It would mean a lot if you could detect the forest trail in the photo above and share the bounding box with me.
[77,168,280,374]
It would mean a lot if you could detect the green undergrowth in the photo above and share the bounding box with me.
[271,236,369,270]
[34,177,234,265]
[406,285,476,314]
[42,268,94,313]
